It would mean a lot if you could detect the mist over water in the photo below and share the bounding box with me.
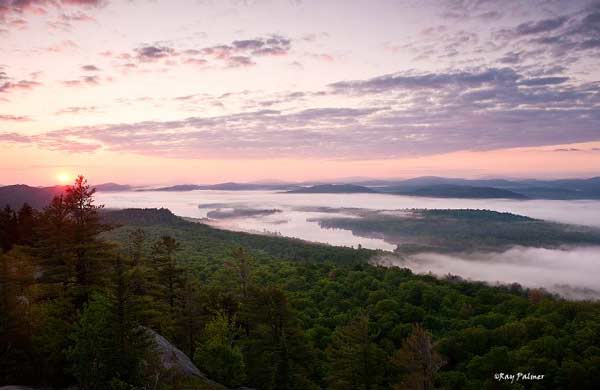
[97,189,600,250]
[96,190,600,299]
[97,190,600,227]
[375,246,600,300]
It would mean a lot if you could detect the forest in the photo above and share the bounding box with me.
[1,177,600,390]
[315,208,600,253]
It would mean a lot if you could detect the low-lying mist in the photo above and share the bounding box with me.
[375,246,600,300]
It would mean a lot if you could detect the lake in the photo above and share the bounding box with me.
[96,190,600,251]
[96,190,600,298]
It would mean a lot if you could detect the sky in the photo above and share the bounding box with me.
[0,0,599,185]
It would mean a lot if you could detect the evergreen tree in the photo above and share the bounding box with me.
[0,205,18,253]
[226,247,252,299]
[150,235,183,309]
[326,313,386,390]
[176,272,204,357]
[194,311,245,387]
[392,323,445,390]
[16,203,35,246]
[64,175,109,308]
[242,286,318,390]
[66,292,153,390]
[0,248,37,384]
[35,194,73,298]
[128,228,145,267]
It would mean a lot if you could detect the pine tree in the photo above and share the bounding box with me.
[16,203,34,246]
[242,286,318,390]
[64,175,109,308]
[176,272,204,357]
[35,194,73,298]
[225,247,252,299]
[0,248,37,384]
[194,311,245,387]
[128,228,145,267]
[0,205,18,253]
[326,313,386,390]
[391,323,445,390]
[150,235,183,309]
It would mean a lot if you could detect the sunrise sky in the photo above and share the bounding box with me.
[1,0,599,185]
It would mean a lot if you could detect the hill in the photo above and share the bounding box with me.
[0,184,66,209]
[141,182,297,192]
[101,208,375,264]
[363,176,600,199]
[316,208,600,253]
[94,182,132,192]
[286,184,377,194]
[393,184,529,199]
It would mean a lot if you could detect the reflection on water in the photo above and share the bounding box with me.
[96,190,600,251]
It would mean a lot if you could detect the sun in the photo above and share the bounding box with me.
[57,172,73,185]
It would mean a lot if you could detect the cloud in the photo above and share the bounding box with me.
[515,16,568,35]
[81,64,100,71]
[226,55,254,67]
[135,45,177,62]
[0,79,41,93]
[2,62,599,160]
[2,61,599,160]
[46,39,79,52]
[397,2,599,75]
[55,105,98,114]
[518,76,569,86]
[116,34,292,70]
[0,131,32,142]
[0,114,30,121]
[198,34,292,67]
[376,246,600,300]
[0,0,105,27]
[61,75,100,87]
[328,68,520,93]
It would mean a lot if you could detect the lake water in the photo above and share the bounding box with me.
[96,190,600,298]
[96,190,600,251]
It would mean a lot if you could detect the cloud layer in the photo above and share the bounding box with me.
[2,65,598,158]
[377,246,600,300]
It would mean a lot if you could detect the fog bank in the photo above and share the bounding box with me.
[376,246,600,300]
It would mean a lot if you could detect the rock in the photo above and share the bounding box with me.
[145,328,207,380]
[144,328,255,390]
[0,387,40,390]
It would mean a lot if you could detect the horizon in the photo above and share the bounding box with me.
[1,0,599,185]
[4,173,600,188]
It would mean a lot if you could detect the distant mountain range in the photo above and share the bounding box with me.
[367,176,600,199]
[285,184,377,194]
[89,176,600,200]
[0,184,67,209]
[139,182,298,192]
[389,184,528,199]
[94,183,133,192]
[2,176,600,209]
[0,182,130,209]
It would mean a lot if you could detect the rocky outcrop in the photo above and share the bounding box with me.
[146,328,207,380]
[146,328,255,390]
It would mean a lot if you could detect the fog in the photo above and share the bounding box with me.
[95,190,600,299]
[97,190,600,250]
[375,246,600,300]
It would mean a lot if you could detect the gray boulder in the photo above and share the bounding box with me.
[0,387,39,390]
[145,328,207,380]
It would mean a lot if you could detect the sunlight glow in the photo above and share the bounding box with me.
[57,172,73,185]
